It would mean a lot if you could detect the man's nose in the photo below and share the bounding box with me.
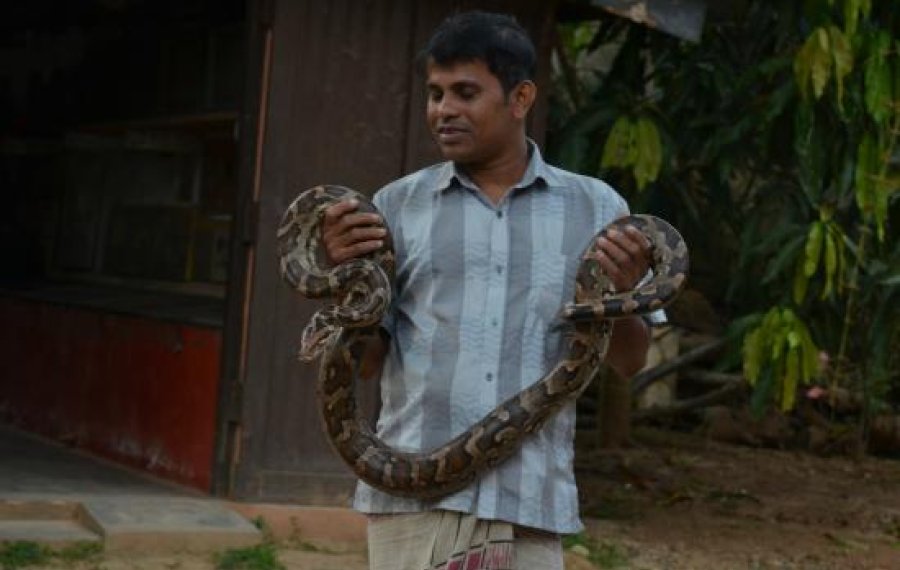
[435,97,458,119]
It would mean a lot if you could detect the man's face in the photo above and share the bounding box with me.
[425,59,523,166]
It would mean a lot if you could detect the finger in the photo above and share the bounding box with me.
[326,225,387,252]
[335,211,384,231]
[332,239,385,264]
[596,234,631,266]
[593,249,628,290]
[592,232,647,290]
[603,227,647,261]
[323,210,384,251]
[323,199,360,224]
[620,226,651,258]
[348,226,388,243]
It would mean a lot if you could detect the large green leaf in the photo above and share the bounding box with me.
[863,30,892,123]
[804,221,825,277]
[600,115,663,190]
[633,117,663,190]
[793,25,853,108]
[843,0,871,36]
[854,132,877,215]
[600,116,635,169]
[794,27,833,101]
[827,26,853,109]
[823,229,838,298]
[782,348,801,411]
[742,307,819,413]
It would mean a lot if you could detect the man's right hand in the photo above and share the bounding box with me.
[321,199,387,265]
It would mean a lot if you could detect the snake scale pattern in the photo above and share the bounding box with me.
[277,184,689,500]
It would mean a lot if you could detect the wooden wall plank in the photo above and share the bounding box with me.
[236,0,415,502]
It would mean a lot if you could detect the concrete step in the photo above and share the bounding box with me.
[0,499,100,546]
[80,497,261,551]
[0,498,80,520]
[0,519,100,545]
[0,497,260,551]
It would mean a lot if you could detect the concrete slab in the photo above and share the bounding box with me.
[0,425,261,551]
[0,520,100,545]
[0,498,80,520]
[81,497,260,551]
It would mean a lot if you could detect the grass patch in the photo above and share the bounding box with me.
[563,533,631,569]
[0,541,52,569]
[0,540,104,569]
[215,543,285,570]
[55,541,103,563]
[249,516,276,543]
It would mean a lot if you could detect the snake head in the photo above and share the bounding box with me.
[298,316,338,362]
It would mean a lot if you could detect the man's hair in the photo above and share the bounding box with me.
[422,11,536,95]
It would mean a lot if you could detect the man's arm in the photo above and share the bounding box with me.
[590,219,653,378]
[605,316,650,378]
[358,328,390,381]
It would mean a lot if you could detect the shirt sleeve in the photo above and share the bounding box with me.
[372,188,397,339]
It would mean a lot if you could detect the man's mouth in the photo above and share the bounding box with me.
[436,125,467,142]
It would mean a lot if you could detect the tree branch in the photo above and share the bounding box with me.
[631,338,727,395]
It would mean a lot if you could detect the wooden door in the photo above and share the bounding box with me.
[221,0,555,504]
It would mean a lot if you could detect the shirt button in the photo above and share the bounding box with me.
[495,265,503,274]
[496,211,503,219]
[491,318,498,327]
[486,373,493,382]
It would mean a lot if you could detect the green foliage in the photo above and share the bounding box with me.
[601,115,663,190]
[793,209,847,303]
[864,30,893,123]
[549,0,899,415]
[563,533,631,568]
[742,307,819,412]
[794,25,853,107]
[215,543,285,570]
[0,540,103,569]
[55,541,103,563]
[0,542,52,570]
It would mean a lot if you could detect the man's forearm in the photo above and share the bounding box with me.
[358,329,390,381]
[605,316,650,378]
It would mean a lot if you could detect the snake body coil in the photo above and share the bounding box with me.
[277,184,689,500]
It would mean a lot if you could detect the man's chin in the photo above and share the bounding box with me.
[436,143,472,163]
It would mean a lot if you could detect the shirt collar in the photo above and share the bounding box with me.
[434,139,563,193]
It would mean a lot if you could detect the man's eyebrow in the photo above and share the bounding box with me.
[426,79,481,90]
[451,80,480,89]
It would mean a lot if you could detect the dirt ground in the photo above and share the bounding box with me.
[571,428,900,569]
[24,428,900,570]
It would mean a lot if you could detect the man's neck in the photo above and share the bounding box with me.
[459,138,530,205]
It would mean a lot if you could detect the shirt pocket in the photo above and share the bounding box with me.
[522,253,573,377]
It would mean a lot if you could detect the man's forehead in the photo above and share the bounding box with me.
[425,58,495,86]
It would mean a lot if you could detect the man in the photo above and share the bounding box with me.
[322,11,655,570]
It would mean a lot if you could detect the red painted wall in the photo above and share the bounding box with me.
[0,297,221,491]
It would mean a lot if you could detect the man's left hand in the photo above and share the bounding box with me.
[591,222,651,292]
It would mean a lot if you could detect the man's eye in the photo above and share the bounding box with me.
[458,89,477,100]
[428,90,443,102]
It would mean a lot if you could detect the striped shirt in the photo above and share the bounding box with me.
[353,142,656,533]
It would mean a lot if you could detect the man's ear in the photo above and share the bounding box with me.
[509,80,537,120]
